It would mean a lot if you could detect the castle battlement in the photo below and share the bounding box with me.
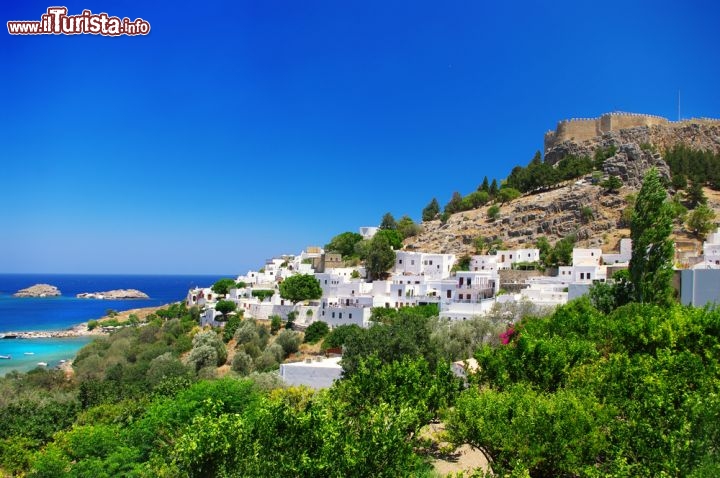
[544,111,720,152]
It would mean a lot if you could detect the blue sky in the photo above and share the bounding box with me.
[2,1,719,274]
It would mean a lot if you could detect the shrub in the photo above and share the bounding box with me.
[303,321,330,344]
[275,330,301,357]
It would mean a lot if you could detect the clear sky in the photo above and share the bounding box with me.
[2,1,719,274]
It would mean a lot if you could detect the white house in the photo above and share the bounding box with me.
[186,287,216,308]
[470,255,499,272]
[496,248,540,270]
[697,228,720,268]
[572,248,602,266]
[602,238,632,264]
[279,356,343,389]
[394,251,455,279]
[359,226,379,239]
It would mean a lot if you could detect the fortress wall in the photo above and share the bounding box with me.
[603,112,668,131]
[545,112,678,150]
[554,118,599,144]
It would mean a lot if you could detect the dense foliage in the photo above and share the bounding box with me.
[3,289,720,478]
[278,274,322,304]
[664,144,720,191]
[447,299,720,477]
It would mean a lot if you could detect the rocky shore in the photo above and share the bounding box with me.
[76,289,149,299]
[13,284,61,297]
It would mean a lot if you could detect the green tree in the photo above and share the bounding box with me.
[600,175,623,193]
[497,187,521,204]
[190,330,227,367]
[466,190,490,208]
[487,204,500,221]
[214,300,236,319]
[379,212,397,230]
[489,179,499,196]
[275,330,302,357]
[421,198,440,221]
[324,231,363,258]
[362,233,396,281]
[444,191,464,214]
[211,278,237,297]
[279,274,322,304]
[396,215,422,239]
[479,176,490,192]
[629,168,675,305]
[373,228,403,250]
[473,236,488,254]
[686,179,707,208]
[303,321,330,344]
[222,313,242,342]
[321,324,362,350]
[269,315,282,335]
[686,204,716,238]
[285,310,298,330]
[536,236,551,266]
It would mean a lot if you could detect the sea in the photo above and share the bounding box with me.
[0,273,225,376]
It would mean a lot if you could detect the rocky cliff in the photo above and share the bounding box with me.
[406,117,720,256]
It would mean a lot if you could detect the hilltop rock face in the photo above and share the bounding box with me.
[545,121,720,166]
[14,284,61,297]
[76,289,149,300]
[406,183,626,256]
[602,143,671,188]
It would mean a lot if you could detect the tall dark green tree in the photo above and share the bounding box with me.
[362,233,396,281]
[489,179,499,197]
[479,176,490,192]
[379,212,397,230]
[629,168,675,306]
[421,198,440,222]
[686,179,707,208]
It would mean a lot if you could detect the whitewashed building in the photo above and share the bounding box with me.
[394,251,455,279]
[496,248,540,270]
[602,238,632,265]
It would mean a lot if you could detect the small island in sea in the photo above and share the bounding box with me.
[76,289,149,300]
[13,284,61,298]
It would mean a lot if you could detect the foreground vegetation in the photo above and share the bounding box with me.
[1,297,718,477]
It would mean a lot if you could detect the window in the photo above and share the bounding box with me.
[349,313,352,319]
[398,289,402,297]
[429,260,433,265]
[322,311,325,316]
[339,313,342,319]
[331,312,335,318]
[447,290,452,298]
[399,259,403,264]
[411,260,415,265]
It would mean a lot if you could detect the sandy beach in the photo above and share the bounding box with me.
[1,305,170,339]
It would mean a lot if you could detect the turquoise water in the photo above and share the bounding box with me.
[0,337,94,375]
[0,274,225,376]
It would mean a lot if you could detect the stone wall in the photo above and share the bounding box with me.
[545,112,671,150]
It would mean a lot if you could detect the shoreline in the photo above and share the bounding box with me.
[0,304,170,340]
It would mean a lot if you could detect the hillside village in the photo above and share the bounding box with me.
[189,225,720,331]
[182,111,720,388]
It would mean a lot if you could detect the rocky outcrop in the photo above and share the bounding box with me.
[76,289,149,300]
[545,120,720,166]
[13,284,61,297]
[602,143,671,188]
[406,182,627,256]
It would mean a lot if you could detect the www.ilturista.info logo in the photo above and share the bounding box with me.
[7,7,150,36]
